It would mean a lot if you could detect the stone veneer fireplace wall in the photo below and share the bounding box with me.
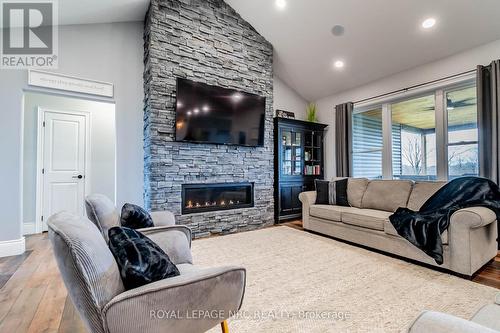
[143,0,274,237]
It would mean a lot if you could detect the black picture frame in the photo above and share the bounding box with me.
[276,109,295,119]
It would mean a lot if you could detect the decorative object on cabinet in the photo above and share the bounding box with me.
[276,109,295,119]
[306,103,319,122]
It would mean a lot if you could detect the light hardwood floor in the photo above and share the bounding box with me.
[0,223,498,332]
[0,233,86,333]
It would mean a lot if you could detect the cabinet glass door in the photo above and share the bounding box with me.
[282,129,303,176]
[304,130,322,176]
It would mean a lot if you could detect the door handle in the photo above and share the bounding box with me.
[72,175,83,179]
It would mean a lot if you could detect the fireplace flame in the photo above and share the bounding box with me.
[185,199,242,209]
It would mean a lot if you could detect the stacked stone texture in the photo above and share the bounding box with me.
[144,0,274,238]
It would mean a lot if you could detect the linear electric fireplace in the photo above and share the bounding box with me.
[182,182,254,215]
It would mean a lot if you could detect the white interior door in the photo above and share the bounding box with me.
[41,111,87,230]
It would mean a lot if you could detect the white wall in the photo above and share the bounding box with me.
[316,38,500,179]
[0,69,25,245]
[23,93,117,231]
[274,75,308,120]
[0,22,144,250]
[56,23,144,209]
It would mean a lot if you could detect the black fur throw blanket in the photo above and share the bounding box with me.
[389,177,500,265]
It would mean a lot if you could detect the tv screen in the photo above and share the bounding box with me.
[175,78,266,147]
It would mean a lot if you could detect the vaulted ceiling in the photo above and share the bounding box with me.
[58,0,148,26]
[225,0,500,101]
[58,0,500,102]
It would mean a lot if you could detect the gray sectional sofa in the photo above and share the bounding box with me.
[299,178,498,277]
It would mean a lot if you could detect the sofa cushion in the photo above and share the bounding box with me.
[341,207,391,231]
[347,178,369,208]
[383,220,448,244]
[361,180,413,212]
[407,181,446,211]
[310,205,345,222]
[176,263,198,275]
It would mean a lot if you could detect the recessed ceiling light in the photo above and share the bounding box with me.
[334,60,345,69]
[275,0,286,10]
[202,105,210,112]
[422,18,436,29]
[194,108,200,114]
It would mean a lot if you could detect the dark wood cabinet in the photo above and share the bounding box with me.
[279,183,305,216]
[274,118,328,222]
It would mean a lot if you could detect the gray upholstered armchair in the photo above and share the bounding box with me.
[408,293,500,333]
[84,193,177,242]
[48,211,246,333]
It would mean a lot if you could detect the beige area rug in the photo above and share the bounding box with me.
[191,226,498,333]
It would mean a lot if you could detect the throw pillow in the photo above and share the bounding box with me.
[120,203,154,229]
[334,178,350,206]
[315,180,330,205]
[108,227,180,290]
[314,179,350,206]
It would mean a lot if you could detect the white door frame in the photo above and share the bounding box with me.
[35,108,92,233]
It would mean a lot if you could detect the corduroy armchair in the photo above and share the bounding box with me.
[84,193,178,243]
[47,211,246,333]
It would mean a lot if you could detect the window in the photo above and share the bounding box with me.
[352,108,382,179]
[351,82,478,180]
[391,95,437,180]
[446,86,478,178]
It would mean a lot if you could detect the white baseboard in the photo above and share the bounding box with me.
[0,237,26,258]
[23,222,37,235]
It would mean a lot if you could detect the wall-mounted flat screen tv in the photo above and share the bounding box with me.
[175,78,266,147]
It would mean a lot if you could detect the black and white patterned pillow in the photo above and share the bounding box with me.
[108,227,180,290]
[120,203,154,229]
[315,179,350,206]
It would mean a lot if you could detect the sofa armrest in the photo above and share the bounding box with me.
[139,226,193,264]
[299,191,316,230]
[150,210,176,227]
[408,311,499,333]
[448,206,498,276]
[451,207,497,229]
[298,191,316,206]
[103,266,246,333]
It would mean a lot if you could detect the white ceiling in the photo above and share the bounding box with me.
[225,0,500,101]
[58,0,148,26]
[58,0,500,101]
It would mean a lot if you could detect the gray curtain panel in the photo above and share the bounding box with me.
[478,60,500,184]
[335,102,354,177]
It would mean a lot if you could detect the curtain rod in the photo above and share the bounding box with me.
[353,68,477,105]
